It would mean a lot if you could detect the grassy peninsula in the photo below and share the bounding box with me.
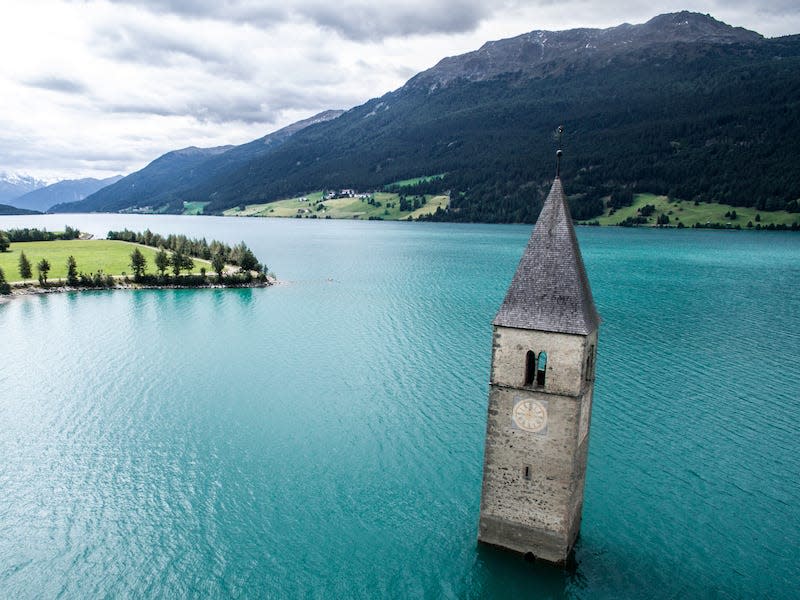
[0,227,272,297]
[0,240,211,281]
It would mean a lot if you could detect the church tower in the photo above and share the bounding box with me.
[478,140,600,565]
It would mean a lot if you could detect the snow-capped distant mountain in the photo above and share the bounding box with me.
[10,175,124,212]
[0,172,49,205]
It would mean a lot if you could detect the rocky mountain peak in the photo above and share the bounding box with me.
[405,12,763,91]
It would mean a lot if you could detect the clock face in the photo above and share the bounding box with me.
[512,399,548,433]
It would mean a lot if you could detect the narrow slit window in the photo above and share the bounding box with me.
[536,351,548,386]
[586,345,595,381]
[524,350,536,386]
[523,466,531,480]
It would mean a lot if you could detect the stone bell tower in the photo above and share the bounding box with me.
[478,137,600,565]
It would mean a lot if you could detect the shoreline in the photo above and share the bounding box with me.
[0,277,276,303]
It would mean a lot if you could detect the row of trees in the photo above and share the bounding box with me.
[1,226,81,254]
[107,229,264,273]
[1,226,80,243]
[15,251,51,283]
[127,247,268,285]
[129,247,198,279]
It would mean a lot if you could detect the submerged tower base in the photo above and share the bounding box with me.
[477,144,600,567]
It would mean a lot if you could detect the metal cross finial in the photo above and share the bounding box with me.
[556,125,564,178]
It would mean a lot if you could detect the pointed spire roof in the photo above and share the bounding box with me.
[493,177,600,335]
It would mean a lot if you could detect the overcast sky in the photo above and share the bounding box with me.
[1,0,798,181]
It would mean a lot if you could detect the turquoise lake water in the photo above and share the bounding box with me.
[1,215,798,598]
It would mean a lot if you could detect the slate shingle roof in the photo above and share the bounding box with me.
[493,177,600,335]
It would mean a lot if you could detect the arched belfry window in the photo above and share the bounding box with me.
[536,352,548,386]
[524,351,536,386]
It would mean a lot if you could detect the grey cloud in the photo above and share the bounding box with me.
[24,76,88,94]
[103,0,495,39]
[79,0,800,40]
[0,132,138,176]
[718,0,800,14]
[295,1,489,40]
[94,24,230,68]
[107,103,181,118]
[108,97,278,124]
[107,80,354,125]
[103,0,288,26]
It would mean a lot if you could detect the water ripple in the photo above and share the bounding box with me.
[0,222,798,598]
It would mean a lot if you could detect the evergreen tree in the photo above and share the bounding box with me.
[0,267,10,294]
[154,248,170,276]
[232,242,259,272]
[211,251,226,281]
[66,256,78,286]
[37,258,51,285]
[0,231,9,252]
[129,248,147,280]
[170,250,193,276]
[18,251,32,279]
[182,254,194,275]
[170,250,184,277]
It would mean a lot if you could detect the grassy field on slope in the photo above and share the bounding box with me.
[182,201,211,215]
[223,192,448,220]
[585,194,799,228]
[0,240,213,283]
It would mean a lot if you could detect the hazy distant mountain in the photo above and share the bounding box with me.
[51,12,800,221]
[51,146,234,214]
[10,175,123,212]
[0,173,48,205]
[53,110,344,213]
[0,203,41,215]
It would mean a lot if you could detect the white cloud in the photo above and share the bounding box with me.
[0,0,798,180]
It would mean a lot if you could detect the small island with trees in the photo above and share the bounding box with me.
[0,226,274,298]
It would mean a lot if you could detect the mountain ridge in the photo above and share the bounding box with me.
[53,110,344,213]
[10,175,123,212]
[405,12,763,91]
[52,12,800,222]
[0,173,49,205]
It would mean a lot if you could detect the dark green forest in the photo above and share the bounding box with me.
[54,27,800,224]
[190,37,800,222]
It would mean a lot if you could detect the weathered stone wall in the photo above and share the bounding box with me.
[479,325,598,563]
[490,326,598,397]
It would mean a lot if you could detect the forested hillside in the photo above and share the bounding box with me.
[194,16,800,221]
[54,13,800,223]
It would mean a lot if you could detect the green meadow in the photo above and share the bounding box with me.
[223,191,448,220]
[182,201,211,215]
[0,240,213,283]
[586,193,798,228]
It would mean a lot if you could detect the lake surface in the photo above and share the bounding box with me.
[1,215,798,598]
